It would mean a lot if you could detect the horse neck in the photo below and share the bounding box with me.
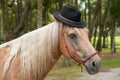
[2,22,62,80]
[20,22,62,79]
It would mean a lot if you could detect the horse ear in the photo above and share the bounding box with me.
[49,14,60,23]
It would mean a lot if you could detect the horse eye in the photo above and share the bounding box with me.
[68,33,77,39]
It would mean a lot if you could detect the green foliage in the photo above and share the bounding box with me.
[105,36,120,48]
[91,36,120,49]
[42,0,59,25]
[110,0,120,24]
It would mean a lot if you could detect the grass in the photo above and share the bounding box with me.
[102,58,120,68]
[101,48,120,69]
[102,48,120,53]
[45,66,83,80]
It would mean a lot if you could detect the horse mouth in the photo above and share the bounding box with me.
[84,60,101,75]
[85,66,100,75]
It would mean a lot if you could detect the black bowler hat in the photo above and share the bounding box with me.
[53,5,86,28]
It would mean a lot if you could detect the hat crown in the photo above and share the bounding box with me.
[53,5,86,28]
[60,5,81,22]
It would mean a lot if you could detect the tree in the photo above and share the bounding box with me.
[102,0,110,48]
[110,16,116,54]
[109,0,120,53]
[96,0,110,52]
[96,0,102,52]
[1,0,9,41]
[88,0,91,29]
[37,0,42,27]
[0,0,36,42]
[88,0,101,40]
[110,0,120,25]
[68,0,73,5]
[59,0,63,11]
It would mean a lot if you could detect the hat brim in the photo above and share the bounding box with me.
[53,12,86,28]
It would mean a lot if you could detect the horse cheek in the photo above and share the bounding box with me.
[59,40,71,59]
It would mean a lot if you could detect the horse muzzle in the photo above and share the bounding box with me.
[84,56,101,75]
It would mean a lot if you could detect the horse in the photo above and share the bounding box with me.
[0,15,101,80]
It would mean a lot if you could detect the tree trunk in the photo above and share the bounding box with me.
[96,0,102,52]
[84,0,87,23]
[17,0,22,25]
[93,22,98,47]
[88,0,91,29]
[1,0,9,41]
[75,0,78,7]
[110,17,116,54]
[102,34,107,48]
[96,0,110,51]
[58,0,63,11]
[0,0,35,42]
[110,0,116,54]
[28,3,33,31]
[88,0,101,40]
[0,10,3,43]
[102,0,110,48]
[68,0,73,5]
[5,0,31,41]
[103,26,110,48]
[37,0,42,28]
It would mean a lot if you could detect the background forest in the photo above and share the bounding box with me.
[0,0,120,65]
[0,0,120,79]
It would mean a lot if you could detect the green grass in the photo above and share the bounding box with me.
[102,48,120,53]
[45,66,83,80]
[102,48,111,53]
[102,58,120,68]
[115,36,120,45]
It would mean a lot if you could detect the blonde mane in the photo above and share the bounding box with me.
[0,22,61,79]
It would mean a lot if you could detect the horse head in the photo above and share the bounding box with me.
[51,14,101,75]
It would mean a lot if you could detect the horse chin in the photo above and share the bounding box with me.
[85,66,99,75]
[84,60,101,75]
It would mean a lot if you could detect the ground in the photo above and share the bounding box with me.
[45,52,120,80]
[45,68,120,80]
[77,68,120,80]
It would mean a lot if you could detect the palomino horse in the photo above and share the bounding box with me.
[0,16,101,80]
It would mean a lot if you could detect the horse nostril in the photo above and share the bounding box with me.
[92,61,96,67]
